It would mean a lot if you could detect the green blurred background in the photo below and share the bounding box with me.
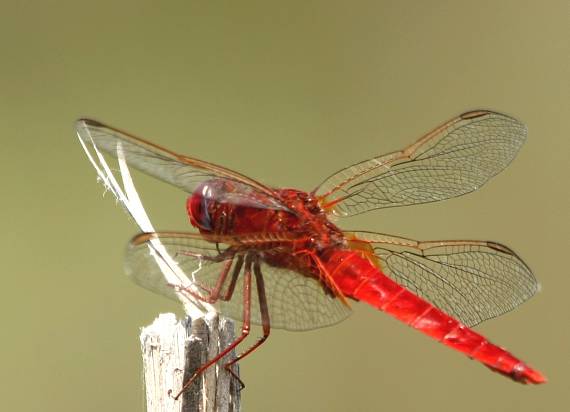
[1,1,567,411]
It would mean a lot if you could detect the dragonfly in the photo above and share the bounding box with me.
[77,110,546,398]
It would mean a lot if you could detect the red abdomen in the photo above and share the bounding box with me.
[322,249,546,384]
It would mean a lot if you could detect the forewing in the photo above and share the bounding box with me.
[127,232,351,331]
[349,231,538,327]
[76,118,278,199]
[315,111,527,216]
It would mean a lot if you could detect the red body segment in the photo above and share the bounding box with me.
[322,249,546,384]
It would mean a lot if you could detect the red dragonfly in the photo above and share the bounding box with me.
[77,110,546,397]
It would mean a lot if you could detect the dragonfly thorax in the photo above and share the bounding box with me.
[187,179,304,236]
[187,179,344,248]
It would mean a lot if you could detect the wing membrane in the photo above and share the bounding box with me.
[76,119,278,198]
[315,111,527,216]
[348,231,538,327]
[126,232,351,331]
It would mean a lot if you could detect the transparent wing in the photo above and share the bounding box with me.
[126,232,351,331]
[76,118,279,199]
[348,231,538,327]
[315,111,527,216]
[218,260,352,331]
[125,232,232,302]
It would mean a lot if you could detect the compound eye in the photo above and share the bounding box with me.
[200,196,212,230]
[187,192,212,231]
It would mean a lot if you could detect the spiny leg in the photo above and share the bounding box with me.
[172,254,254,400]
[220,254,243,301]
[223,255,271,388]
[175,254,243,304]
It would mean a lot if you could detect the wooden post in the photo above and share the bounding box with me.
[140,313,241,412]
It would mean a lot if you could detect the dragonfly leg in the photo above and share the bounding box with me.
[172,254,254,400]
[172,247,237,297]
[223,255,271,389]
[219,254,243,301]
[176,246,235,263]
[174,254,243,303]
